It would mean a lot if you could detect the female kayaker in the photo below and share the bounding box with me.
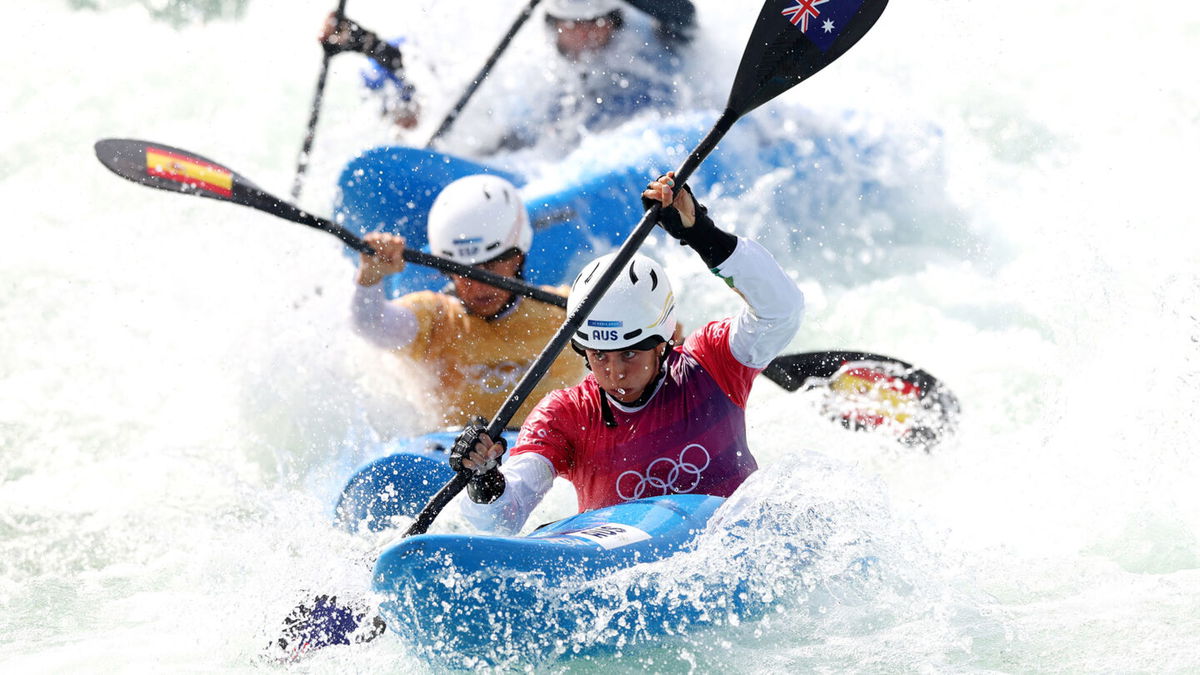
[452,172,805,533]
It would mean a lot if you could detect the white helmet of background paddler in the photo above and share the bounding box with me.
[545,0,623,21]
[569,252,676,351]
[426,175,532,265]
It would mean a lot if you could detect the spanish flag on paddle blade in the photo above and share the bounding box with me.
[145,146,233,198]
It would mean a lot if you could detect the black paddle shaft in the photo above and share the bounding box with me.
[97,136,931,400]
[94,136,932,400]
[426,0,544,147]
[292,0,349,200]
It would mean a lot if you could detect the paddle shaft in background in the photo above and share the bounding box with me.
[292,0,348,201]
[404,0,891,537]
[426,0,544,148]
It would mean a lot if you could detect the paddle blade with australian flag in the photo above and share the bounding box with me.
[725,0,887,116]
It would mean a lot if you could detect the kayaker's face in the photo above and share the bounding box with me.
[550,17,616,60]
[586,343,666,404]
[450,255,521,318]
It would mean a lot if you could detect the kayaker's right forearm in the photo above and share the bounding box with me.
[351,283,419,349]
[327,17,405,75]
[460,453,555,535]
[348,22,404,74]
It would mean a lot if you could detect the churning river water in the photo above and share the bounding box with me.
[2,0,1198,671]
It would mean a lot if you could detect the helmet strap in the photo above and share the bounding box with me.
[624,345,670,406]
[479,251,524,321]
[600,392,617,428]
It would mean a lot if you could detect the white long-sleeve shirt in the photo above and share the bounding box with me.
[351,282,419,349]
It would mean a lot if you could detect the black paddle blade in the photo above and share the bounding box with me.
[727,0,888,116]
[763,351,960,450]
[762,350,919,392]
[94,138,261,204]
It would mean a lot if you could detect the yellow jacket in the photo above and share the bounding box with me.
[391,289,586,428]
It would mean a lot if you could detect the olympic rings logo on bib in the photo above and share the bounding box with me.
[616,444,711,501]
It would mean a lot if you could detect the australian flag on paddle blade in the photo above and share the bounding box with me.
[779,0,867,52]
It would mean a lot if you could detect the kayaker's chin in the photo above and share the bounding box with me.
[462,291,515,319]
[450,276,516,318]
[449,250,525,319]
[607,383,644,404]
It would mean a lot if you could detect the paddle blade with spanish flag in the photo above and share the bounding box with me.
[143,145,233,198]
[95,139,248,201]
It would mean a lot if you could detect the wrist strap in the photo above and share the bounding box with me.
[367,40,405,74]
[670,201,737,268]
[467,469,506,504]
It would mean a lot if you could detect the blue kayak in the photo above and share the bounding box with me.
[281,457,882,665]
[332,111,876,299]
[372,493,729,666]
[368,488,876,667]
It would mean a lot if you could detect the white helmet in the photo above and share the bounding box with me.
[569,252,675,351]
[545,0,622,21]
[427,175,531,265]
